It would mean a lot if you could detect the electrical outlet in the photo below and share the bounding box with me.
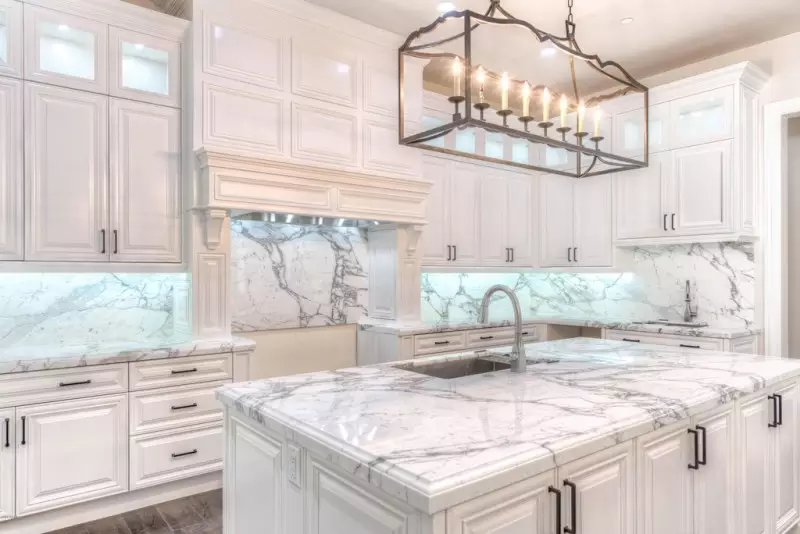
[287,443,302,487]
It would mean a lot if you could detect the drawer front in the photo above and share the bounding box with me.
[466,326,541,349]
[605,331,668,345]
[130,380,230,436]
[130,422,223,490]
[0,364,128,409]
[414,332,467,356]
[605,330,724,351]
[669,337,725,351]
[129,354,232,391]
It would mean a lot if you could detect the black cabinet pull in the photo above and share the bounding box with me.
[447,245,452,261]
[688,428,699,469]
[549,486,562,534]
[3,419,8,448]
[113,230,118,254]
[433,341,450,346]
[100,229,106,254]
[573,247,578,263]
[567,247,572,262]
[521,331,529,335]
[59,379,92,387]
[510,248,514,263]
[453,245,457,261]
[171,449,198,459]
[171,403,198,411]
[769,395,779,428]
[697,425,707,466]
[671,213,676,231]
[663,213,668,232]
[680,344,701,349]
[171,368,198,375]
[564,479,577,534]
[20,416,25,446]
[479,336,494,340]
[622,338,641,343]
[776,394,784,426]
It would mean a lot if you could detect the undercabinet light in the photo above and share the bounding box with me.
[286,214,294,223]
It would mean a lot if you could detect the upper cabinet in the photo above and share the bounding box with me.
[0,77,22,261]
[670,87,734,149]
[613,102,670,158]
[109,27,181,108]
[24,5,108,93]
[0,0,22,78]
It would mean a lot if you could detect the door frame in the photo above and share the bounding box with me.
[763,98,800,357]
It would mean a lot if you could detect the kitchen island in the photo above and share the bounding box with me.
[218,338,800,534]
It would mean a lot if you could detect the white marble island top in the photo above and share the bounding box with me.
[217,338,800,514]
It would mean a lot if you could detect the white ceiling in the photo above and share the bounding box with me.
[307,0,800,91]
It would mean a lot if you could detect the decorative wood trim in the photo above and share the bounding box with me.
[194,252,228,338]
[200,208,228,250]
[291,103,358,167]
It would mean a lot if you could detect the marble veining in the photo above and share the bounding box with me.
[217,338,796,512]
[422,243,755,329]
[230,220,368,331]
[0,336,256,375]
[0,273,189,349]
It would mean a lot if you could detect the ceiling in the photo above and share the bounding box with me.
[307,0,800,93]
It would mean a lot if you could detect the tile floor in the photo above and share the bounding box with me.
[47,490,222,534]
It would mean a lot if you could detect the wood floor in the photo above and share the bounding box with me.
[47,490,222,534]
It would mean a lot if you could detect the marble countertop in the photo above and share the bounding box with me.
[218,338,798,514]
[358,315,761,339]
[0,336,257,374]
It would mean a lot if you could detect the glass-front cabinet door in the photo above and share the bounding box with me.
[24,5,108,92]
[0,0,22,78]
[110,27,180,107]
[669,86,734,149]
[613,102,669,158]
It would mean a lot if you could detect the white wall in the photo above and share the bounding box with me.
[788,118,800,356]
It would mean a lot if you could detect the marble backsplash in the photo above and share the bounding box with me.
[230,220,368,331]
[422,243,755,328]
[0,273,190,348]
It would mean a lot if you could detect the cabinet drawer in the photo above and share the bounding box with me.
[0,364,128,409]
[605,330,724,351]
[129,354,232,391]
[466,326,540,349]
[130,380,230,436]
[414,332,466,356]
[130,422,223,490]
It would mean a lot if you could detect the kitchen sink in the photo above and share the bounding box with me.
[393,357,512,379]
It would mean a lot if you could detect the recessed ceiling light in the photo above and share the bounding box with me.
[540,47,557,57]
[437,2,457,13]
[620,17,634,25]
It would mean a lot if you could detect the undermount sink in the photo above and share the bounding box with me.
[634,320,709,328]
[393,357,512,379]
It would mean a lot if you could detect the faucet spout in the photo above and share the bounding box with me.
[479,284,526,373]
[683,280,697,323]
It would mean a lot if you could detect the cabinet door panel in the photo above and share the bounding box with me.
[110,99,180,263]
[0,0,22,78]
[110,26,181,108]
[670,87,734,149]
[0,77,22,260]
[615,152,671,240]
[693,406,735,534]
[479,172,508,267]
[0,408,13,522]
[449,163,480,266]
[24,5,108,93]
[739,394,769,534]
[507,175,535,267]
[421,157,449,265]
[574,175,612,267]
[558,441,634,534]
[671,141,732,236]
[540,174,574,267]
[774,381,799,534]
[25,83,108,262]
[16,395,127,516]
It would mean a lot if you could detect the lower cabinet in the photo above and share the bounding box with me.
[774,381,799,534]
[0,409,14,522]
[15,394,128,517]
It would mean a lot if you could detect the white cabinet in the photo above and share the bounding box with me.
[773,381,799,534]
[0,0,22,78]
[541,174,612,268]
[24,5,108,93]
[671,140,732,236]
[421,157,450,265]
[693,406,736,534]
[110,27,181,108]
[738,393,769,534]
[109,99,181,263]
[15,394,128,516]
[614,152,671,240]
[0,77,22,261]
[670,87,734,149]
[613,102,670,158]
[479,171,534,267]
[557,441,634,534]
[24,83,108,262]
[0,408,14,522]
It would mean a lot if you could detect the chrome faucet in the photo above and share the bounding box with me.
[479,284,526,373]
[683,280,698,323]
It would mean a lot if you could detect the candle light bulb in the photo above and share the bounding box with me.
[522,82,531,117]
[452,58,462,97]
[500,72,509,111]
[560,94,567,127]
[594,108,602,138]
[577,102,586,133]
[542,87,551,122]
[476,66,486,103]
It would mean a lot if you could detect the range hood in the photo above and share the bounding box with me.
[194,148,431,249]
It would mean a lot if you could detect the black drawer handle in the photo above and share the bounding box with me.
[680,344,701,349]
[3,418,8,448]
[776,393,784,426]
[622,338,640,343]
[769,395,779,427]
[521,331,529,335]
[59,379,92,387]
[663,213,668,232]
[113,230,119,254]
[171,368,198,375]
[433,341,450,346]
[696,425,707,466]
[171,403,198,411]
[479,336,494,340]
[20,416,25,446]
[564,479,577,534]
[447,245,452,261]
[171,449,198,458]
[688,428,699,469]
[549,486,562,534]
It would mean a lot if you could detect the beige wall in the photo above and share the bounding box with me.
[788,119,800,357]
[241,325,358,379]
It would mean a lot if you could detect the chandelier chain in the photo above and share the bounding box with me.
[567,0,574,23]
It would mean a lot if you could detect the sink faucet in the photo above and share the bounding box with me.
[683,280,698,323]
[479,285,526,373]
